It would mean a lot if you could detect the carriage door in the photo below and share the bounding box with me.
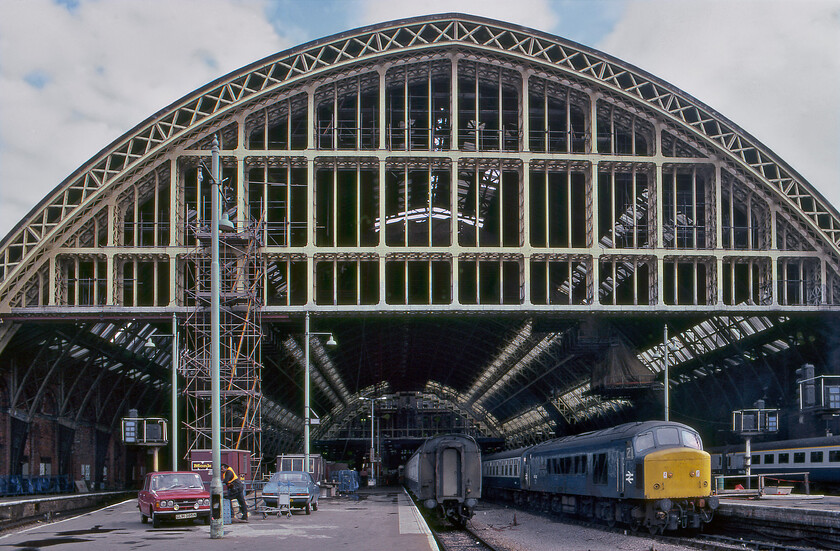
[523,454,531,490]
[440,447,462,498]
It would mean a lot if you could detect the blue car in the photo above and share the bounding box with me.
[262,471,319,514]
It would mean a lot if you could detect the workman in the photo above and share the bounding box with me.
[221,463,248,521]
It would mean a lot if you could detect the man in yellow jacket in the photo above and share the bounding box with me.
[221,463,248,521]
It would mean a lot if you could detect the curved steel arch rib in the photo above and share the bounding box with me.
[2,13,840,308]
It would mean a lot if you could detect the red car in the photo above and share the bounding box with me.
[138,471,211,527]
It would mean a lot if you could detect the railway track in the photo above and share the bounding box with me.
[480,497,837,551]
[430,522,501,551]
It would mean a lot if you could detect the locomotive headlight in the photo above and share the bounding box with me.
[424,499,437,509]
[465,498,477,508]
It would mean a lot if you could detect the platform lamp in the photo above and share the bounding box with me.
[144,313,179,471]
[304,311,337,476]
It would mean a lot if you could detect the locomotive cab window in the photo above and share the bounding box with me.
[681,430,702,449]
[635,432,654,453]
[656,427,680,446]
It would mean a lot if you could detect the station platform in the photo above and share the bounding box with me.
[0,486,438,551]
[714,494,840,545]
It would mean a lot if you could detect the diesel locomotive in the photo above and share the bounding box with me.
[404,433,482,525]
[483,421,719,534]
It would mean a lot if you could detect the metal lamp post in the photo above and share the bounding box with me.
[209,136,224,538]
[304,311,336,474]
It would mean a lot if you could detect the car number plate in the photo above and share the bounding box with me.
[175,512,197,519]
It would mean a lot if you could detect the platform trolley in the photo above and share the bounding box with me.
[254,480,293,519]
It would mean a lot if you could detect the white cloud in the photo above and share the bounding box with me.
[354,0,559,34]
[0,0,293,239]
[598,0,840,211]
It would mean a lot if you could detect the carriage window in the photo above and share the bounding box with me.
[764,454,774,464]
[681,430,702,449]
[561,457,571,474]
[830,451,840,463]
[778,453,789,464]
[656,427,680,446]
[751,454,760,465]
[635,432,654,453]
[810,451,824,463]
[793,452,805,464]
[592,453,608,485]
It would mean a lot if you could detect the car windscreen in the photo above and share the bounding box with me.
[270,472,309,483]
[153,473,204,490]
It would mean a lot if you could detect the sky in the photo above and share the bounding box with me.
[1,0,838,241]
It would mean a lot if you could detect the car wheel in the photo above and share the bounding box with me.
[141,513,148,524]
[152,512,161,528]
[305,502,311,515]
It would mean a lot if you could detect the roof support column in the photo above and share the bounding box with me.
[655,163,664,305]
[307,87,315,151]
[589,91,599,154]
[522,166,531,304]
[590,161,600,306]
[714,164,723,249]
[821,258,827,305]
[47,255,57,307]
[378,67,386,151]
[379,161,386,305]
[770,208,779,306]
[521,69,531,152]
[307,155,315,306]
[169,160,178,306]
[451,54,459,154]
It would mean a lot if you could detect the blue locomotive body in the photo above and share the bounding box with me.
[483,421,718,533]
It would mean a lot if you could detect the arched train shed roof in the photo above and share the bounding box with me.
[1,14,839,455]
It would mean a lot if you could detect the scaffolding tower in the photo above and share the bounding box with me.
[181,210,265,476]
